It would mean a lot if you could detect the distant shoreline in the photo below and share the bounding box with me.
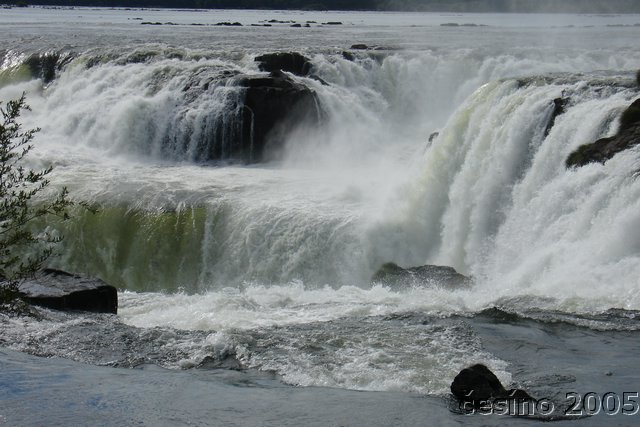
[10,0,640,14]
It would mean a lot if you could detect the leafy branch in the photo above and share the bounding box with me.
[0,93,75,305]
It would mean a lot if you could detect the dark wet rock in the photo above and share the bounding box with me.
[342,51,356,61]
[18,269,118,314]
[215,22,242,26]
[451,364,534,405]
[619,97,640,131]
[177,68,321,164]
[238,70,321,162]
[24,52,74,84]
[371,262,471,288]
[350,44,369,50]
[323,21,343,25]
[566,98,640,167]
[254,52,312,77]
[290,23,302,28]
[428,131,439,143]
[545,97,568,137]
[636,69,640,86]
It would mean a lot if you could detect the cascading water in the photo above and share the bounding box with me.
[2,44,640,306]
[395,74,640,310]
[2,10,640,403]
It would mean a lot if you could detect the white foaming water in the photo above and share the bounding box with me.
[2,8,640,395]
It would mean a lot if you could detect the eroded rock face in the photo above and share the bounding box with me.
[238,70,321,162]
[371,262,472,289]
[18,269,118,314]
[566,98,640,168]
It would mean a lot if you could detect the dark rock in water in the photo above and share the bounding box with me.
[544,97,568,137]
[428,131,439,143]
[636,69,640,86]
[177,68,321,164]
[215,22,242,27]
[342,51,356,61]
[24,52,74,84]
[290,23,302,28]
[619,97,640,132]
[18,269,118,314]
[323,21,343,25]
[238,70,322,162]
[451,364,507,402]
[451,364,534,406]
[371,262,471,289]
[350,44,369,50]
[566,98,640,168]
[254,52,312,77]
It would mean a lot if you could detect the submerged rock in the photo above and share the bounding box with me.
[18,269,118,314]
[451,364,534,406]
[371,262,471,289]
[254,52,312,77]
[566,98,640,167]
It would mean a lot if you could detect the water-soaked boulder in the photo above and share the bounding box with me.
[451,364,534,406]
[18,269,118,314]
[238,70,321,162]
[566,98,640,167]
[24,52,75,84]
[372,262,472,288]
[254,52,312,77]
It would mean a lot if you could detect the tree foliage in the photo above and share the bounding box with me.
[0,94,73,304]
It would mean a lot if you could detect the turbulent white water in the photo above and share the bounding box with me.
[2,7,640,395]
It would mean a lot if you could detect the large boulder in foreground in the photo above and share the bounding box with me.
[451,364,533,405]
[372,262,472,289]
[566,98,640,167]
[254,52,312,77]
[18,269,117,314]
[237,70,321,162]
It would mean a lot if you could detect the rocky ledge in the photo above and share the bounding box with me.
[566,97,640,167]
[18,269,118,314]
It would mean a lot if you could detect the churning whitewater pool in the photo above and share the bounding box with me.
[1,7,640,425]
